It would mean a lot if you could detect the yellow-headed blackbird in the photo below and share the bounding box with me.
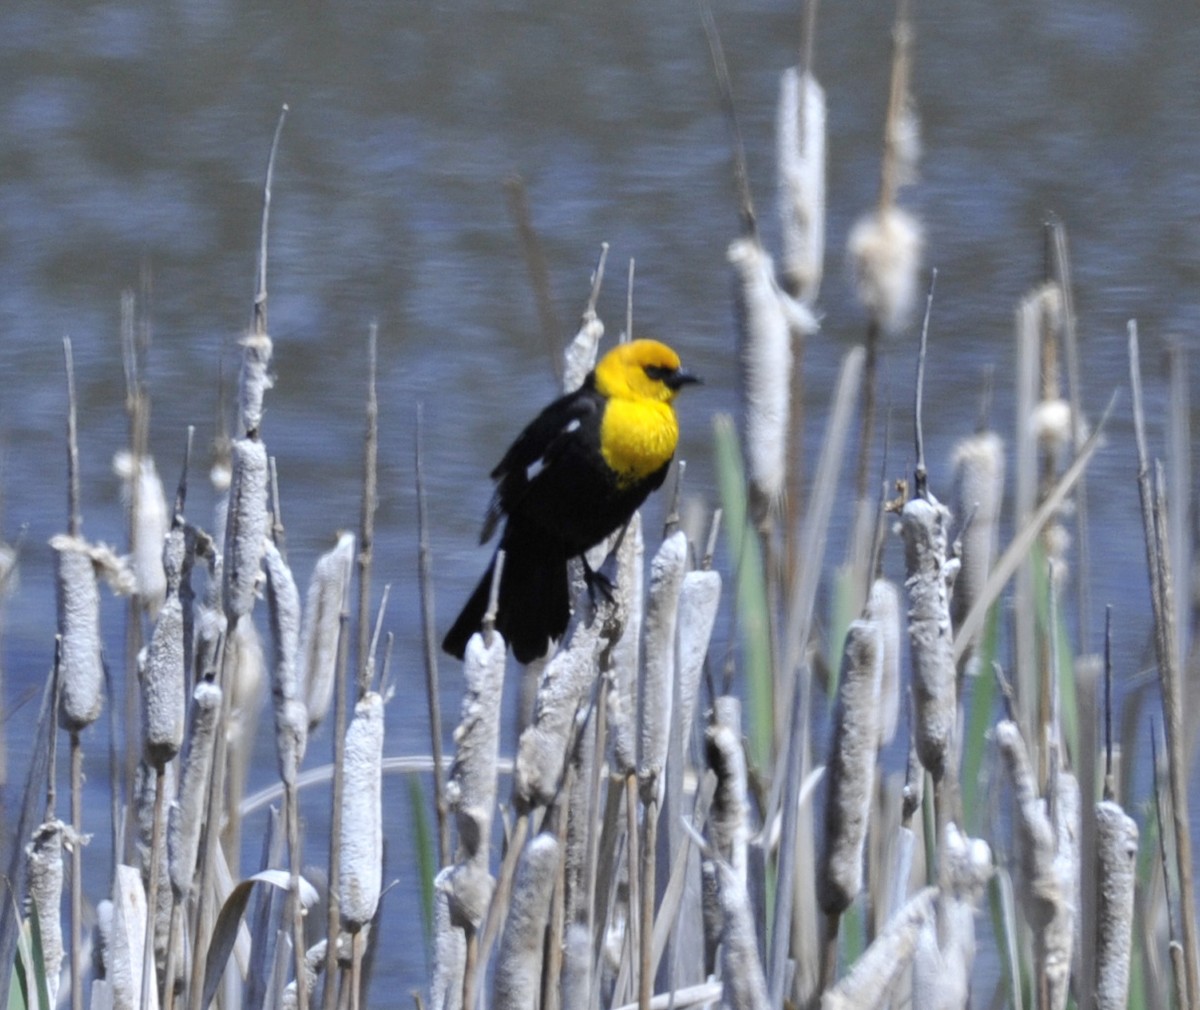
[443,339,700,663]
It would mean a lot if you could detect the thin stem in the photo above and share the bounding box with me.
[255,104,289,335]
[70,733,83,1010]
[322,594,354,1010]
[141,769,166,1010]
[913,268,936,499]
[357,323,379,701]
[415,403,449,867]
[63,338,81,539]
[638,796,658,1010]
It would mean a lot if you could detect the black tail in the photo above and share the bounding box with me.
[442,528,571,664]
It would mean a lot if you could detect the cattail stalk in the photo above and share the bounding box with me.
[950,430,1005,664]
[563,243,608,394]
[356,324,379,701]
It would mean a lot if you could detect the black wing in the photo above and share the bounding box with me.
[477,383,603,544]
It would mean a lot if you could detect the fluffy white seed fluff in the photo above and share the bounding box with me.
[53,533,104,731]
[340,691,384,930]
[847,205,923,335]
[114,451,169,617]
[300,532,355,732]
[776,67,826,303]
[238,332,274,436]
[729,236,817,512]
[110,864,154,1010]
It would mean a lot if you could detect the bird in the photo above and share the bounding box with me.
[442,338,700,663]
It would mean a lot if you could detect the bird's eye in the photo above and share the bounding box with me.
[643,364,672,382]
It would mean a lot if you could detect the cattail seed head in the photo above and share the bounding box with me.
[168,681,222,899]
[141,592,186,766]
[776,67,826,303]
[53,533,104,731]
[238,332,274,436]
[340,691,384,930]
[300,532,355,732]
[222,437,269,623]
[847,205,923,336]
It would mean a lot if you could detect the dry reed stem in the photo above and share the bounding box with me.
[416,405,451,867]
[357,323,379,701]
[770,345,865,1008]
[1130,321,1200,1007]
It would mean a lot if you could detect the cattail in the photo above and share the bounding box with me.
[110,864,153,1010]
[607,510,644,776]
[141,589,185,767]
[822,888,936,1010]
[493,834,560,1010]
[776,67,826,303]
[706,719,749,883]
[114,450,169,616]
[995,720,1076,1010]
[1094,800,1138,1010]
[730,236,817,513]
[639,530,688,803]
[430,866,466,1010]
[340,691,384,930]
[716,859,770,1010]
[515,597,617,810]
[168,681,222,899]
[300,532,355,732]
[263,540,307,783]
[865,578,902,747]
[447,629,506,864]
[53,533,104,731]
[901,494,959,779]
[675,568,722,753]
[950,431,1005,646]
[222,436,269,623]
[26,821,65,1005]
[847,205,923,336]
[818,620,883,914]
[562,299,604,395]
[238,331,274,436]
[912,825,993,1010]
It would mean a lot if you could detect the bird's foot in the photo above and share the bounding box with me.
[583,553,617,606]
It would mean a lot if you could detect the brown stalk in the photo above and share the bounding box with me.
[357,323,379,701]
[416,403,450,868]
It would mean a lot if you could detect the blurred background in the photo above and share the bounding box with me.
[0,0,1196,995]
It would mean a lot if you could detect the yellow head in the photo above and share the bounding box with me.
[593,339,700,403]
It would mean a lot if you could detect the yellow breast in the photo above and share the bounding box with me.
[599,397,679,486]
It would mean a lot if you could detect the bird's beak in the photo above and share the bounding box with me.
[666,369,701,391]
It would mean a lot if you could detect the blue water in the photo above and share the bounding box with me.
[0,0,1197,1000]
